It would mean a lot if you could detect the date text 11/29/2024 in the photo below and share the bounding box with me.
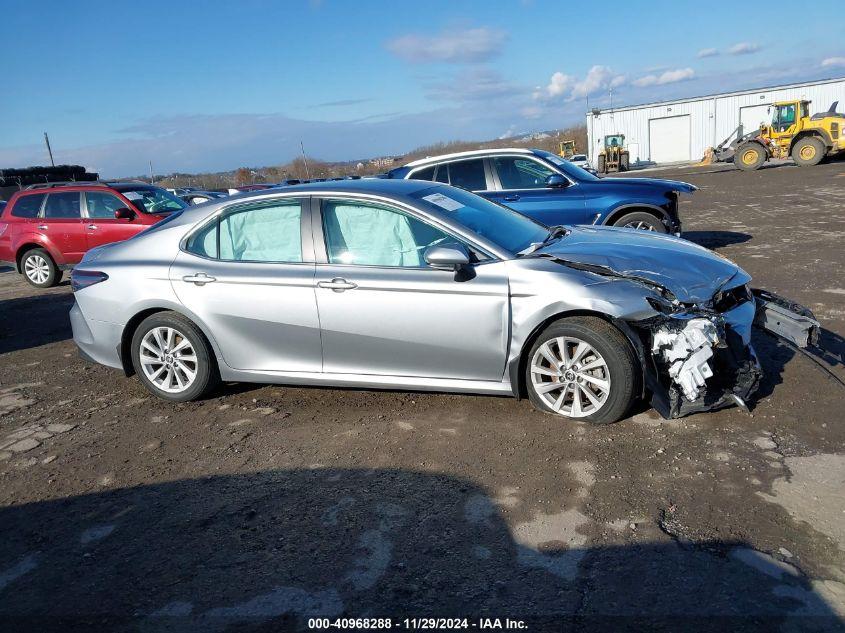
[308,617,527,629]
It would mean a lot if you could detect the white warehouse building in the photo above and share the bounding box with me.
[586,76,845,167]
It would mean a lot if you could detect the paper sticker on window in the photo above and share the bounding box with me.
[422,193,464,212]
[123,192,143,201]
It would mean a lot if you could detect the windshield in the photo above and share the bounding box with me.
[410,186,548,255]
[118,188,187,214]
[536,150,600,181]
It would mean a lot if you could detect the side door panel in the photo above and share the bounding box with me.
[83,191,148,249]
[485,156,588,226]
[169,197,322,373]
[42,192,87,263]
[313,197,510,381]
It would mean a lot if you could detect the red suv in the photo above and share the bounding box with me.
[0,182,186,287]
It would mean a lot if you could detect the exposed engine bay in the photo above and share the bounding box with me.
[632,288,819,419]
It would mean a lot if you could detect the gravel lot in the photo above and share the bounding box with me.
[1,161,844,631]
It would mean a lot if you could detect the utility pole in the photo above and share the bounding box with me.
[300,140,311,179]
[149,161,154,185]
[44,133,55,167]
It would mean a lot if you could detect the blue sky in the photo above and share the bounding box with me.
[1,0,843,176]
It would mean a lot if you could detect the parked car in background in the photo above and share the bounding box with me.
[0,181,186,287]
[69,179,811,424]
[568,154,591,169]
[388,148,696,234]
[227,184,275,195]
[180,190,228,205]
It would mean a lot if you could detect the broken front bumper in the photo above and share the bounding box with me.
[632,289,819,419]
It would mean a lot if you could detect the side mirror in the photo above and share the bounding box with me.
[545,174,568,188]
[114,208,135,220]
[424,242,470,270]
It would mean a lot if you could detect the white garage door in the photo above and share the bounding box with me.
[649,115,691,163]
[739,104,770,135]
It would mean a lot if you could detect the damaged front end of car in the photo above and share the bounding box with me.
[628,284,819,419]
[534,227,821,419]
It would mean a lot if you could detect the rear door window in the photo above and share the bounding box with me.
[43,192,82,219]
[11,194,45,218]
[186,201,303,262]
[446,159,487,191]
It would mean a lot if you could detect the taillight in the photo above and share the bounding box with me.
[71,269,109,292]
[0,223,8,237]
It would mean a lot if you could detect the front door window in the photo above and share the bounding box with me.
[493,157,556,189]
[321,200,451,267]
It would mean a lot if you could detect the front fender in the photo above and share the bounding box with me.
[503,258,662,391]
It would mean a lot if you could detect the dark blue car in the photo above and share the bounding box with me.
[387,148,696,234]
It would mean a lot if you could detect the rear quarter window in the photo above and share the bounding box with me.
[10,194,45,218]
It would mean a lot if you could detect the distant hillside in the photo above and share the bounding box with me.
[151,124,588,190]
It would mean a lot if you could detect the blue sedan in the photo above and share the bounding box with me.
[387,148,696,234]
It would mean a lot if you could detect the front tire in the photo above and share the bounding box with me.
[130,311,219,402]
[613,211,667,233]
[791,136,825,167]
[735,142,766,171]
[21,248,61,288]
[525,316,637,424]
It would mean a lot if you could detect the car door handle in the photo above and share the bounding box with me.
[183,273,217,286]
[502,194,520,202]
[87,224,99,230]
[317,278,358,292]
[37,224,48,230]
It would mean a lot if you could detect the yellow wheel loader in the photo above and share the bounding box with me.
[596,134,630,173]
[558,139,577,158]
[714,100,845,171]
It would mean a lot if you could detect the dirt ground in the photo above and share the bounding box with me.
[1,160,844,632]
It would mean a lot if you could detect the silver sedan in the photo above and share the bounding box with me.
[70,179,813,424]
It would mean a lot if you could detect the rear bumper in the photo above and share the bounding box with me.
[70,301,123,370]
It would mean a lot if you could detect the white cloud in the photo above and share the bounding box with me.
[386,27,507,64]
[697,48,719,58]
[571,65,626,100]
[632,67,695,87]
[533,66,625,104]
[821,56,845,68]
[728,42,761,55]
[540,71,574,99]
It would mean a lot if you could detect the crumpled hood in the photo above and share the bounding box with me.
[536,225,748,303]
[596,177,698,193]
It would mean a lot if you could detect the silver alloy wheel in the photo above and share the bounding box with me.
[24,254,50,284]
[139,326,198,394]
[623,221,656,231]
[530,336,611,418]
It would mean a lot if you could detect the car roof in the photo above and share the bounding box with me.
[254,178,436,197]
[403,147,536,168]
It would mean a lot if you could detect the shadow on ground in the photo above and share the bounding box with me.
[0,468,840,632]
[683,231,752,250]
[0,292,74,355]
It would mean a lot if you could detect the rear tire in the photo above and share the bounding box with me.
[525,316,637,424]
[131,311,219,402]
[735,142,766,171]
[21,248,61,288]
[597,155,607,174]
[791,136,825,167]
[613,211,667,233]
[620,153,630,171]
